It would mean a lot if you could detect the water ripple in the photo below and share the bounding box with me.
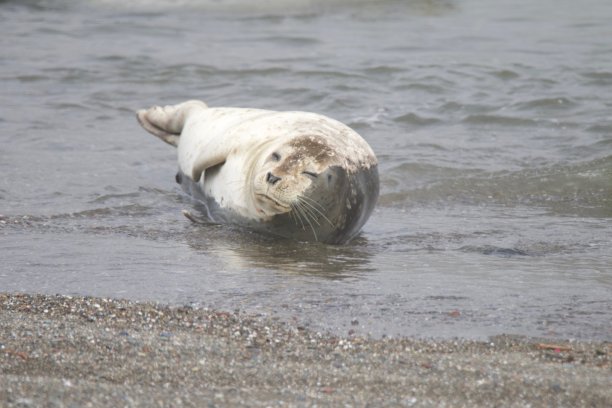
[511,97,578,111]
[462,114,540,127]
[393,112,442,126]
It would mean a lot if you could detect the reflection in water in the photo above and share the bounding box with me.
[183,221,376,279]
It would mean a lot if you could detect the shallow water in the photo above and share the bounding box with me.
[1,0,611,340]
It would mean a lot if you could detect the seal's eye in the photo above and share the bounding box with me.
[302,171,318,179]
[270,152,281,161]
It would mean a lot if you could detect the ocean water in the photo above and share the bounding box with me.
[1,0,611,340]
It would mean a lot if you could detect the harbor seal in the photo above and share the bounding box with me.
[137,100,379,244]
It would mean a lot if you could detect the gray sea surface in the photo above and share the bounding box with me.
[1,0,611,340]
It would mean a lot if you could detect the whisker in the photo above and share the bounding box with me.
[294,203,317,240]
[298,194,327,213]
[291,203,307,231]
[295,200,320,226]
[297,196,334,227]
[297,203,318,241]
[289,204,300,227]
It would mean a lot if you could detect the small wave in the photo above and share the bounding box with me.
[90,192,142,204]
[512,97,577,111]
[345,106,389,129]
[47,102,91,111]
[160,64,291,78]
[393,112,441,126]
[395,82,447,94]
[488,69,520,80]
[58,204,154,219]
[462,114,539,127]
[459,245,529,257]
[15,75,48,83]
[42,67,103,83]
[295,69,364,80]
[425,295,470,301]
[586,123,612,134]
[363,65,405,75]
[0,204,155,225]
[582,71,612,86]
[386,162,466,179]
[254,36,322,46]
[434,101,498,116]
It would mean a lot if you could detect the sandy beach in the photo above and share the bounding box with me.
[1,293,609,407]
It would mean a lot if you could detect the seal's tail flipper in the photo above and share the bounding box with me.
[136,100,208,147]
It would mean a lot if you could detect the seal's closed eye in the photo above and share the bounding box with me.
[302,171,318,179]
[270,152,281,161]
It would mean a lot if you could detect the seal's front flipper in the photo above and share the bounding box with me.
[182,209,217,225]
[136,100,208,147]
[191,151,227,182]
[182,209,205,224]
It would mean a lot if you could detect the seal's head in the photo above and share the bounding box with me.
[252,135,335,216]
[251,134,379,244]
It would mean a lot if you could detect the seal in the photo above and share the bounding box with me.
[137,100,379,244]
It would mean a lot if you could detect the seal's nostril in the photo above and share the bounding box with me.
[266,172,282,185]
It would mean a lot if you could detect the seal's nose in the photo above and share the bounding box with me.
[266,172,282,185]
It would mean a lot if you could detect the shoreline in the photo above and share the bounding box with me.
[1,293,610,406]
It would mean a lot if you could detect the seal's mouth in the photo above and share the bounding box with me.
[256,194,291,212]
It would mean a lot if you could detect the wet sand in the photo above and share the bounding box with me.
[1,293,610,407]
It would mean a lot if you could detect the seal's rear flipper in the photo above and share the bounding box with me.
[136,100,208,147]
